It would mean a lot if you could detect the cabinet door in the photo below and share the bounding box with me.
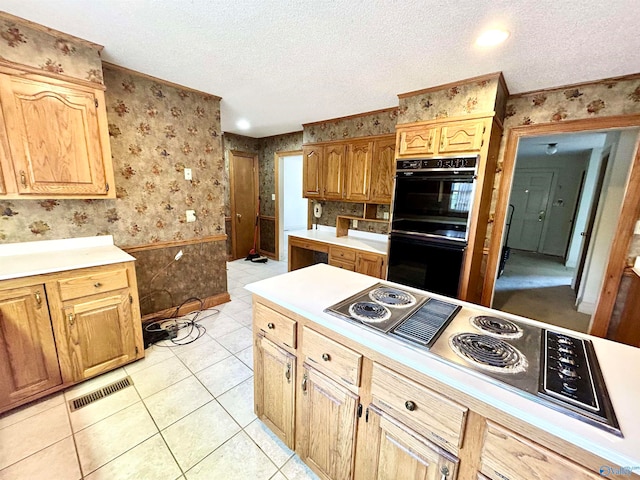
[303,146,323,198]
[397,127,437,157]
[299,364,359,480]
[61,290,138,381]
[369,137,396,204]
[254,334,296,448]
[365,405,459,480]
[356,252,385,279]
[345,140,373,202]
[438,121,485,153]
[0,73,112,197]
[0,285,62,408]
[324,144,347,200]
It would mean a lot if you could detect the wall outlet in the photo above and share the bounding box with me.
[184,168,192,180]
[271,193,275,201]
[186,210,196,222]
[635,220,640,235]
[353,219,358,228]
[383,212,390,220]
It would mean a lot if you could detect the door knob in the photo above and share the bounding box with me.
[236,213,242,219]
[538,211,545,222]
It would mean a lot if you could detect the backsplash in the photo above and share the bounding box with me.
[0,12,103,84]
[397,73,506,124]
[313,201,390,235]
[303,107,398,143]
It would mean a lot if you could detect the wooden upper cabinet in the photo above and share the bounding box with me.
[345,140,373,202]
[439,120,485,153]
[0,284,62,409]
[303,146,323,198]
[398,126,438,157]
[323,144,347,200]
[369,137,396,204]
[0,66,115,198]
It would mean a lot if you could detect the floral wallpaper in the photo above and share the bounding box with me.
[397,74,505,124]
[0,13,103,84]
[303,107,398,143]
[314,201,390,235]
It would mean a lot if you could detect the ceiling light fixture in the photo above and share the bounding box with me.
[476,29,510,47]
[546,143,558,155]
[236,119,250,130]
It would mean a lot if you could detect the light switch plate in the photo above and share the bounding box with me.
[635,220,640,235]
[271,193,275,201]
[184,168,192,180]
[186,210,196,222]
[383,212,390,220]
[353,219,358,228]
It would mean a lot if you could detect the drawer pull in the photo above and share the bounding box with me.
[440,466,450,479]
[68,313,75,326]
[94,282,102,288]
[267,322,275,329]
[34,291,42,305]
[301,373,308,394]
[404,400,416,411]
[321,353,330,361]
[285,363,291,383]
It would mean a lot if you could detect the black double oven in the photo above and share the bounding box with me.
[387,156,478,298]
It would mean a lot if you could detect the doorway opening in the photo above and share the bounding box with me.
[490,127,639,333]
[275,150,307,262]
[229,150,259,260]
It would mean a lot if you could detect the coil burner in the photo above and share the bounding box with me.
[369,287,417,309]
[449,332,527,373]
[470,315,523,339]
[348,301,391,323]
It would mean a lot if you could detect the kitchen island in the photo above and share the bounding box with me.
[246,264,640,480]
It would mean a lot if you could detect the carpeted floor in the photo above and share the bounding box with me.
[493,249,591,333]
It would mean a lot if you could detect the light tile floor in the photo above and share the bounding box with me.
[0,259,319,480]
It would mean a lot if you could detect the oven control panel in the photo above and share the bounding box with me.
[397,156,478,171]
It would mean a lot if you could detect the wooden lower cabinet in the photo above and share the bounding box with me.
[364,405,459,480]
[356,252,385,279]
[299,363,359,480]
[0,284,62,409]
[254,334,296,449]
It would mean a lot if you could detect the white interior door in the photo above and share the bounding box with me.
[278,154,307,260]
[508,170,554,252]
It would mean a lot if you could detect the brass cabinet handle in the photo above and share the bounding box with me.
[301,373,308,394]
[34,291,42,305]
[20,170,27,187]
[68,313,75,326]
[285,363,291,383]
[94,282,102,288]
[321,353,330,361]
[267,322,275,329]
[405,400,416,411]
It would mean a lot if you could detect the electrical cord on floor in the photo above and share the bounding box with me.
[143,296,220,348]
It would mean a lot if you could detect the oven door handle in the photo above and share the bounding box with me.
[390,232,467,250]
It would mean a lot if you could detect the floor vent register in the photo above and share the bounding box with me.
[68,376,134,412]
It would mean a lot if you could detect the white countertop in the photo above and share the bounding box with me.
[287,225,388,255]
[0,236,135,281]
[246,263,640,467]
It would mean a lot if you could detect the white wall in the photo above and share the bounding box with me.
[577,129,638,314]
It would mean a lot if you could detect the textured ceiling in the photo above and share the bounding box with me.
[2,0,640,137]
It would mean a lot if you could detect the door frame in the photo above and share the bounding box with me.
[275,150,305,261]
[229,150,259,260]
[482,114,640,337]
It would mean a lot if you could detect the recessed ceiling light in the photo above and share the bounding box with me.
[236,119,251,130]
[476,29,510,47]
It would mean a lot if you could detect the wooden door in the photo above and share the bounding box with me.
[345,140,373,202]
[356,252,385,279]
[0,285,62,408]
[254,334,296,448]
[369,137,396,204]
[507,170,554,252]
[438,120,484,153]
[299,364,359,480]
[230,151,258,259]
[324,144,347,200]
[363,406,459,480]
[303,146,323,198]
[61,290,137,381]
[0,73,111,196]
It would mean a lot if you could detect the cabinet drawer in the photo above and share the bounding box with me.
[254,302,296,349]
[57,268,129,301]
[329,246,356,262]
[329,259,355,271]
[480,422,601,480]
[302,327,362,386]
[371,363,467,453]
[290,239,329,254]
